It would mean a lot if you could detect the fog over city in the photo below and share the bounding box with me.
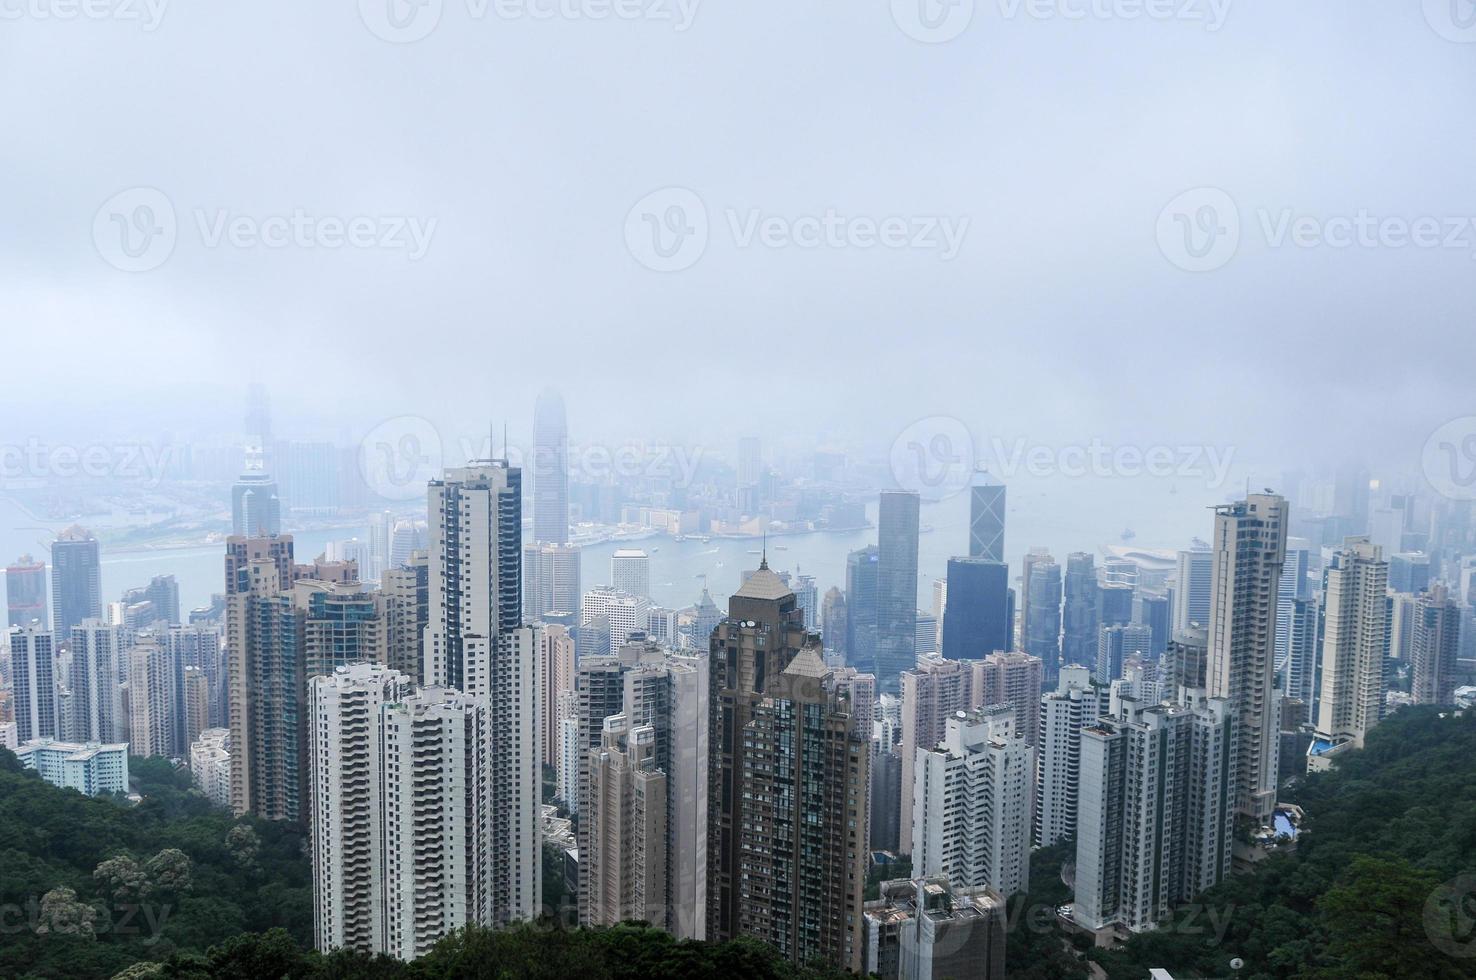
[5,4,1476,979]
[3,1,1475,475]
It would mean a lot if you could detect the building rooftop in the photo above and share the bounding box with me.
[784,645,829,679]
[734,564,793,601]
[18,738,128,761]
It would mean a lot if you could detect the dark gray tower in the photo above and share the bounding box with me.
[533,388,570,545]
[51,525,101,637]
[876,491,920,690]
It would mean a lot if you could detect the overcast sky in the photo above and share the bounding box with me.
[3,0,1474,479]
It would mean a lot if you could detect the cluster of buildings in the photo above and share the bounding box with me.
[2,525,224,797]
[4,394,1475,980]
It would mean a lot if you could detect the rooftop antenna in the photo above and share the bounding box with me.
[761,528,769,570]
[502,421,509,464]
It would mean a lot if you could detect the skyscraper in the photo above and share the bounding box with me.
[1096,581,1134,629]
[707,564,809,945]
[821,586,847,662]
[898,656,973,856]
[127,640,175,759]
[1275,537,1313,672]
[1061,552,1099,669]
[303,582,386,681]
[1309,538,1388,768]
[583,714,668,929]
[232,471,283,538]
[379,551,428,682]
[845,545,880,674]
[581,586,650,655]
[941,558,1011,660]
[1172,545,1213,633]
[708,566,867,974]
[8,624,57,743]
[610,549,651,599]
[225,534,303,820]
[1094,623,1153,686]
[51,526,101,638]
[1019,547,1052,654]
[1388,552,1431,595]
[540,624,576,770]
[911,706,1031,899]
[1281,595,1321,708]
[877,491,921,690]
[309,662,527,959]
[587,638,709,938]
[6,554,48,629]
[1411,583,1461,706]
[733,641,870,971]
[969,470,1006,563]
[68,619,125,744]
[1074,690,1237,935]
[1023,557,1062,679]
[969,651,1043,748]
[425,462,523,692]
[424,461,541,924]
[1035,665,1110,848]
[533,388,570,545]
[736,436,762,513]
[524,542,582,624]
[1132,591,1171,658]
[793,571,818,631]
[863,877,1007,980]
[1164,625,1210,693]
[1206,493,1288,825]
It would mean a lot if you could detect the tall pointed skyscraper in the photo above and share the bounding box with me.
[1206,493,1288,824]
[969,469,1005,562]
[533,388,569,545]
[233,384,282,537]
[706,565,869,971]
